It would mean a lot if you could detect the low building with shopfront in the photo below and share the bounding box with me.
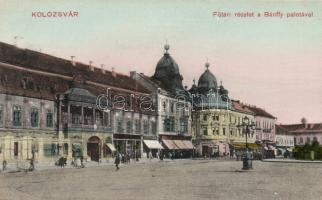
[0,42,157,163]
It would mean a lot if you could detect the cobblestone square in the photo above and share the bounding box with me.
[1,160,321,200]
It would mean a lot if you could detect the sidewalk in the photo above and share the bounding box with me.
[0,158,173,173]
[262,158,322,163]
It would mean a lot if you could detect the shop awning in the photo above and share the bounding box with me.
[173,140,186,149]
[143,140,163,149]
[106,143,116,151]
[232,142,259,149]
[182,140,194,149]
[162,139,178,150]
[268,145,276,151]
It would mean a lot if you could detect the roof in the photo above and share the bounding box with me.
[197,64,217,93]
[278,123,322,134]
[275,124,292,135]
[231,100,254,115]
[0,42,149,93]
[246,105,276,119]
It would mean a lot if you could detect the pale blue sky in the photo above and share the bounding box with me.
[0,0,321,123]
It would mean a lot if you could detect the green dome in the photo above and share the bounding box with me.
[197,62,217,93]
[153,44,184,92]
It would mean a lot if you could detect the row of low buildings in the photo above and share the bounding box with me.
[275,123,322,157]
[0,42,278,163]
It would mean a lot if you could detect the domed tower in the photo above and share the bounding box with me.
[197,62,218,94]
[152,43,184,93]
[189,78,198,94]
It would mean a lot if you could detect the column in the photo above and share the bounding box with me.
[81,104,84,127]
[58,96,63,131]
[93,108,95,127]
[140,136,144,158]
[67,103,71,128]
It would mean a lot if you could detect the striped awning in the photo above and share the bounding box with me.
[163,140,194,150]
[182,140,194,149]
[173,140,186,149]
[162,140,178,150]
[143,140,163,149]
[232,142,259,149]
[106,143,116,151]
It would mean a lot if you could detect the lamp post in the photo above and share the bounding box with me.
[238,116,255,170]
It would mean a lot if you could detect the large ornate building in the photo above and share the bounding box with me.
[189,63,258,157]
[131,44,193,158]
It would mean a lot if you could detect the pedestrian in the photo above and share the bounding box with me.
[114,152,120,170]
[29,158,35,171]
[2,160,7,171]
[80,155,84,168]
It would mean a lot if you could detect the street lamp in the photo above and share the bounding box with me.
[238,116,255,170]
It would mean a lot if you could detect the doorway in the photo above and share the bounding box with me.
[87,136,101,162]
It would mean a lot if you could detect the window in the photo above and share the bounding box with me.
[162,101,166,112]
[313,137,318,142]
[44,143,58,157]
[230,130,233,136]
[223,128,226,135]
[306,137,310,144]
[117,119,123,133]
[134,119,140,134]
[14,142,18,156]
[95,110,103,126]
[169,118,175,132]
[46,111,53,127]
[151,121,157,135]
[0,105,3,127]
[30,108,39,127]
[216,128,219,135]
[180,119,188,134]
[203,115,207,121]
[203,129,208,135]
[63,143,69,155]
[299,137,303,144]
[164,117,175,132]
[170,103,174,113]
[13,105,22,126]
[143,120,149,134]
[126,121,132,133]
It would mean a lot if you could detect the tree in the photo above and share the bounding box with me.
[301,117,307,124]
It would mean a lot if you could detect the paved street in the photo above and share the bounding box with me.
[0,160,321,200]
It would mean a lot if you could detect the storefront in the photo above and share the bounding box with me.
[113,134,142,159]
[159,135,193,159]
[143,140,163,158]
[194,140,230,157]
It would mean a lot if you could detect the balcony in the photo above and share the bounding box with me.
[64,124,112,133]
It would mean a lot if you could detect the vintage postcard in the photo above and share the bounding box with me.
[0,0,321,200]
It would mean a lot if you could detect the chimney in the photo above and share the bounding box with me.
[111,67,116,77]
[130,71,136,78]
[89,61,94,71]
[100,64,105,74]
[71,56,76,66]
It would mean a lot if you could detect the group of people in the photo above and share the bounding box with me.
[114,152,139,170]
